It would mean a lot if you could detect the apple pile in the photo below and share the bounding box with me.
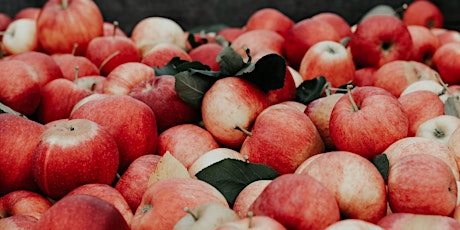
[2,0,460,229]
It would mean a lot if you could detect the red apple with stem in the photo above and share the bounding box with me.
[403,0,444,28]
[52,53,100,81]
[102,62,155,95]
[230,29,285,61]
[103,21,128,37]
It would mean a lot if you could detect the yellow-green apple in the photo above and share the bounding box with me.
[373,60,438,97]
[52,53,100,81]
[325,219,384,230]
[115,154,161,213]
[217,215,287,230]
[304,93,343,150]
[174,202,239,230]
[349,15,413,68]
[201,77,270,149]
[141,42,191,68]
[433,43,460,85]
[85,31,141,76]
[416,115,460,145]
[131,16,186,56]
[130,178,228,230]
[387,154,457,216]
[295,151,387,223]
[353,67,377,86]
[102,62,155,95]
[244,8,294,38]
[284,18,341,69]
[34,194,130,230]
[14,7,40,21]
[32,118,119,199]
[2,19,39,55]
[249,174,340,230]
[0,214,37,229]
[70,94,158,172]
[267,65,297,105]
[0,190,52,220]
[0,114,45,196]
[403,0,444,28]
[329,86,409,159]
[312,12,352,39]
[188,43,223,71]
[35,78,93,124]
[379,213,460,229]
[241,103,324,174]
[0,13,11,31]
[232,180,271,218]
[217,27,245,43]
[65,183,133,225]
[299,40,355,87]
[103,21,128,37]
[74,75,106,93]
[0,60,40,116]
[129,75,200,132]
[36,0,104,55]
[449,127,460,173]
[398,90,444,136]
[287,66,303,87]
[157,124,219,169]
[189,148,245,178]
[407,25,439,66]
[230,29,285,60]
[9,51,63,87]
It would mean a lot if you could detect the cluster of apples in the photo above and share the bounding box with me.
[1,0,460,229]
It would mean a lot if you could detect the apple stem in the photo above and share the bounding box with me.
[347,85,359,112]
[235,125,252,136]
[61,0,69,9]
[435,73,454,96]
[99,50,120,72]
[243,154,249,163]
[247,211,254,228]
[71,43,78,56]
[183,207,198,221]
[112,21,119,37]
[394,3,408,15]
[74,66,80,82]
[324,82,332,96]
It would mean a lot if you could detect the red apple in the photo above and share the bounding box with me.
[9,51,63,87]
[174,202,239,230]
[378,213,460,229]
[232,180,272,218]
[2,18,39,55]
[188,43,223,71]
[103,21,128,37]
[353,67,377,87]
[74,75,106,93]
[266,64,297,105]
[436,29,460,46]
[449,127,460,174]
[36,0,104,55]
[0,214,37,229]
[0,13,12,31]
[0,190,51,220]
[32,118,119,199]
[244,8,294,38]
[217,215,287,230]
[325,219,384,230]
[52,53,100,81]
[217,27,245,43]
[141,42,191,68]
[349,15,413,68]
[312,12,352,39]
[433,42,460,85]
[407,25,439,66]
[102,62,155,95]
[403,0,444,28]
[231,29,285,60]
[14,7,40,21]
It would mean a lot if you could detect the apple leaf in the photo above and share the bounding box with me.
[295,76,327,105]
[154,57,190,76]
[444,96,460,118]
[175,70,217,110]
[217,46,249,77]
[372,153,389,183]
[195,158,279,207]
[0,102,27,118]
[239,54,286,93]
[147,151,190,187]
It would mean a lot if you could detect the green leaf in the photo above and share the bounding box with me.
[174,71,217,110]
[217,46,248,76]
[195,158,279,207]
[154,57,190,76]
[295,76,327,105]
[444,96,460,118]
[372,153,389,183]
[239,54,286,93]
[187,32,203,50]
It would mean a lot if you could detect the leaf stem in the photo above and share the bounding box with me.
[347,85,359,112]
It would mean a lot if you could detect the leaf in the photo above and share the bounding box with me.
[0,102,27,118]
[147,151,190,187]
[239,54,286,93]
[372,153,389,182]
[295,76,327,105]
[154,57,190,76]
[445,96,460,118]
[195,158,279,207]
[217,46,248,76]
[174,70,217,110]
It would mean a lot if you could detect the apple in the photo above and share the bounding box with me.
[102,62,155,95]
[189,148,245,178]
[141,42,192,68]
[416,115,460,145]
[34,194,130,230]
[32,118,119,199]
[244,8,294,38]
[0,59,40,116]
[400,79,447,102]
[173,202,239,230]
[407,25,439,66]
[325,219,384,230]
[0,214,37,229]
[353,67,377,87]
[131,16,186,57]
[66,183,133,225]
[129,75,201,132]
[188,43,223,71]
[436,29,460,46]
[130,178,228,230]
[284,18,341,69]
[249,173,340,230]
[115,154,161,212]
[295,151,387,223]
[378,213,460,229]
[70,94,158,172]
[280,100,307,112]
[433,42,460,85]
[0,13,12,31]
[74,75,106,93]
[201,77,269,149]
[14,7,40,21]
[230,29,285,60]
[388,154,457,216]
[267,64,297,105]
[52,53,100,81]
[298,40,355,87]
[329,86,409,159]
[312,12,352,39]
[2,18,39,55]
[232,180,272,218]
[349,15,413,68]
[217,27,245,43]
[398,90,444,136]
[287,66,304,87]
[449,127,460,173]
[103,21,128,37]
[0,190,52,220]
[36,0,104,55]
[217,214,287,230]
[157,123,219,169]
[403,0,444,28]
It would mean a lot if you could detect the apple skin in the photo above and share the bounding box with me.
[232,180,272,218]
[32,119,119,200]
[70,94,158,172]
[141,42,192,68]
[36,0,104,55]
[388,154,457,216]
[378,213,460,230]
[129,75,201,132]
[2,18,39,55]
[244,8,294,38]
[130,178,228,230]
[0,214,37,230]
[217,27,245,43]
[14,7,41,21]
[416,115,460,146]
[403,0,444,28]
[103,62,155,95]
[449,127,460,174]
[0,12,12,31]
[34,194,130,230]
[189,148,245,178]
[0,114,45,196]
[52,54,100,81]
[299,40,355,87]
[312,12,352,39]
[0,190,52,220]
[201,77,270,149]
[329,86,409,159]
[353,67,377,87]
[0,59,40,116]
[217,215,287,230]
[103,21,128,37]
[230,29,285,60]
[295,151,387,223]
[407,25,439,67]
[349,15,413,68]
[398,90,444,137]
[432,42,460,85]
[174,202,239,230]
[324,219,384,230]
[436,29,460,47]
[249,174,340,230]
[188,43,223,71]
[74,75,106,93]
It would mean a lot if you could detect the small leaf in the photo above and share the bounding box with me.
[217,46,248,76]
[187,32,203,49]
[372,153,389,182]
[295,76,327,105]
[195,158,279,207]
[147,151,190,187]
[154,57,189,76]
[340,36,351,47]
[175,71,217,110]
[239,54,286,93]
[0,102,27,118]
[445,96,460,118]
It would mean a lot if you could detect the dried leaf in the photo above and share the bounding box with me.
[147,151,190,187]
